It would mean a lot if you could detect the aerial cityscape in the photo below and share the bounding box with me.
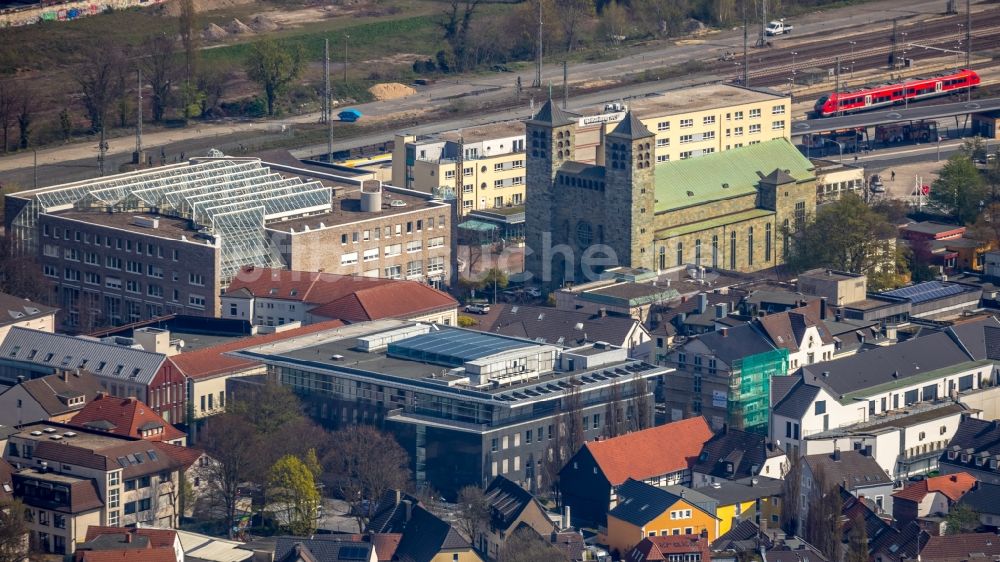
[2,0,1000,560]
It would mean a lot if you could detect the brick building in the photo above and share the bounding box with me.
[4,158,453,330]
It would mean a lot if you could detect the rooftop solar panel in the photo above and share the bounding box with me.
[883,281,969,304]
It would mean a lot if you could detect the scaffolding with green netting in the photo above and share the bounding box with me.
[729,348,789,434]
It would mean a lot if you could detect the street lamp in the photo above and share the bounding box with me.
[791,51,798,85]
[849,41,856,78]
[343,34,350,82]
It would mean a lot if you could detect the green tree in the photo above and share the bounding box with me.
[960,135,987,163]
[438,0,483,72]
[244,40,304,116]
[0,498,29,562]
[786,194,905,289]
[945,503,979,535]
[480,267,508,297]
[269,455,321,536]
[304,448,323,481]
[228,380,304,436]
[598,1,630,46]
[845,513,869,562]
[931,154,988,224]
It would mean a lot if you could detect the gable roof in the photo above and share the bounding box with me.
[83,526,177,549]
[892,472,977,503]
[273,536,374,562]
[958,481,1000,515]
[10,370,103,418]
[754,304,833,353]
[770,378,820,420]
[366,489,423,534]
[225,267,394,303]
[654,139,814,213]
[711,520,773,553]
[468,303,640,347]
[393,504,472,562]
[684,323,776,365]
[69,394,185,442]
[153,442,206,471]
[169,319,346,380]
[609,479,717,527]
[78,551,177,562]
[0,327,167,385]
[940,416,1000,471]
[691,428,781,481]
[695,477,784,506]
[0,291,57,327]
[770,375,800,407]
[581,417,713,486]
[307,282,456,323]
[371,533,402,562]
[484,475,554,534]
[945,315,1000,361]
[803,450,891,491]
[626,534,709,561]
[920,533,1000,561]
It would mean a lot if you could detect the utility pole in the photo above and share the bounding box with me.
[343,34,349,83]
[325,38,334,162]
[890,18,898,70]
[743,0,749,86]
[323,38,330,124]
[967,0,973,101]
[758,0,767,48]
[134,68,143,165]
[835,55,841,117]
[562,61,568,109]
[533,0,542,88]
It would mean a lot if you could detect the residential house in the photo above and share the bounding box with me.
[800,450,894,526]
[696,477,784,534]
[770,322,999,459]
[918,533,1000,562]
[901,221,993,273]
[0,292,57,342]
[623,533,710,562]
[365,490,483,562]
[462,303,652,360]
[75,526,182,562]
[553,276,681,324]
[796,269,867,307]
[272,536,377,562]
[478,475,557,560]
[0,370,102,427]
[892,472,977,528]
[559,417,713,527]
[0,327,187,423]
[13,468,104,556]
[841,491,925,562]
[169,319,346,424]
[69,394,186,446]
[956,481,1000,528]
[605,479,719,557]
[710,519,773,557]
[690,426,786,487]
[798,401,971,481]
[939,416,1000,484]
[222,267,457,327]
[6,421,185,536]
[754,301,836,371]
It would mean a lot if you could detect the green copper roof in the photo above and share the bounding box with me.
[654,139,815,213]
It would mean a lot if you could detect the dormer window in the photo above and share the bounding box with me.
[949,449,959,460]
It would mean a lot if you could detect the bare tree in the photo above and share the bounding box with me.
[76,43,126,132]
[629,374,652,432]
[499,525,565,562]
[142,34,179,122]
[455,485,490,544]
[563,378,585,458]
[0,79,15,152]
[178,0,197,83]
[0,497,29,562]
[439,0,483,72]
[780,454,801,534]
[323,425,410,530]
[555,0,594,53]
[806,464,843,561]
[605,380,626,438]
[0,233,52,304]
[16,85,34,149]
[198,414,258,538]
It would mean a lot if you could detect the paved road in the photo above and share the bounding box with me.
[0,0,985,187]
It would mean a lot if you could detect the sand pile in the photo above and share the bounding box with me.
[162,0,254,17]
[250,15,279,32]
[227,18,254,34]
[202,23,229,41]
[368,82,417,101]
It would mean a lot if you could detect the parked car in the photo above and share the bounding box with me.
[870,174,885,192]
[465,303,491,314]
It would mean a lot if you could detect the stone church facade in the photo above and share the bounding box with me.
[524,100,817,290]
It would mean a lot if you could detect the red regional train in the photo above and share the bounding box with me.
[813,69,980,117]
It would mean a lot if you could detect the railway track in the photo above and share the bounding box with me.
[708,7,1000,87]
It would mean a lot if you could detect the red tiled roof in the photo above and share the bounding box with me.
[153,442,205,471]
[84,526,177,548]
[372,533,403,561]
[225,267,393,303]
[920,533,1000,561]
[308,282,456,323]
[626,535,710,561]
[584,417,714,486]
[169,319,346,379]
[893,473,977,503]
[69,395,186,442]
[78,550,177,562]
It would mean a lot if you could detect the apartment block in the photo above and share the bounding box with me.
[392,122,527,215]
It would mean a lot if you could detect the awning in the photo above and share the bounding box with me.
[458,219,499,232]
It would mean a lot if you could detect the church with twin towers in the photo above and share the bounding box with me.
[522,88,820,291]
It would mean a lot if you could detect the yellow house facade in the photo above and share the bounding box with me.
[606,480,720,557]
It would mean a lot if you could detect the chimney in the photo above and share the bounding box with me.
[61,371,69,382]
[819,297,827,320]
[125,533,133,544]
[721,423,728,435]
[721,328,729,337]
[394,489,401,506]
[563,505,571,529]
[697,293,708,314]
[715,303,728,319]
[832,449,841,461]
[598,307,607,318]
[403,499,412,522]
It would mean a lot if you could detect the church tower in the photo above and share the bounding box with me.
[602,112,656,271]
[525,99,577,288]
